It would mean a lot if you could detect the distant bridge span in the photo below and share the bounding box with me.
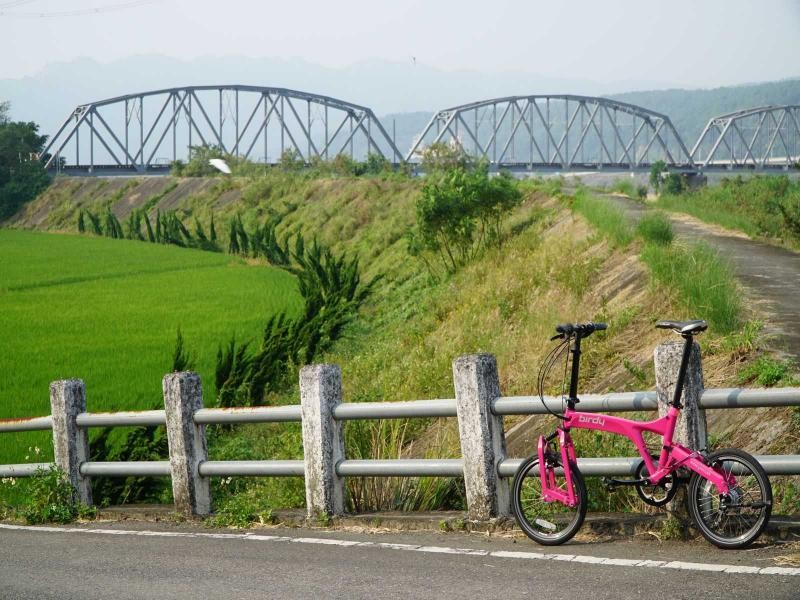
[40,86,800,174]
[691,105,800,169]
[407,94,693,170]
[41,85,404,172]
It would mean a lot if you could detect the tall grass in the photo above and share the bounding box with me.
[570,189,634,247]
[640,241,741,334]
[658,175,800,248]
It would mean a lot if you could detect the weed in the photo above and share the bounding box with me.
[659,516,686,540]
[622,358,648,386]
[737,356,796,387]
[19,467,95,524]
[208,492,274,528]
[610,178,635,197]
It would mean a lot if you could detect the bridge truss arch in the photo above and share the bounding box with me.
[41,85,403,172]
[691,105,800,169]
[406,95,693,170]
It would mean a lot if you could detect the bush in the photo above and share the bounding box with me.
[663,173,686,195]
[636,212,674,245]
[410,166,522,272]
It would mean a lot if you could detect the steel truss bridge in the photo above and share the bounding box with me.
[41,85,403,174]
[691,105,800,170]
[40,87,800,174]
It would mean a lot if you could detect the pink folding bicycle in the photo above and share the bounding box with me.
[511,320,772,549]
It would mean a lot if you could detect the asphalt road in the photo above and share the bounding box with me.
[0,522,797,599]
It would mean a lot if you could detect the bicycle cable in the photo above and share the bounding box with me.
[537,335,572,421]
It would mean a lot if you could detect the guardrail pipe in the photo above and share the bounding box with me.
[300,364,345,519]
[50,379,93,505]
[452,354,510,519]
[654,340,707,450]
[163,372,211,517]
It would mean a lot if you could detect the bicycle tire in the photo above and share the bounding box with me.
[512,455,587,546]
[687,448,772,549]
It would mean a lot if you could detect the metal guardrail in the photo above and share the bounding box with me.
[2,388,799,480]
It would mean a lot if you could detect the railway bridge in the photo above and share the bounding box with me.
[38,86,800,175]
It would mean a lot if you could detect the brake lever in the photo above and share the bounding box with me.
[550,333,565,341]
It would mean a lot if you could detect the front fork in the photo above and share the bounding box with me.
[537,428,579,507]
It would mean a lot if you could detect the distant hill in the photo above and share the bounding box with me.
[608,79,800,144]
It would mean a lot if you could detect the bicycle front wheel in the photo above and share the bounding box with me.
[512,455,587,546]
[688,448,772,549]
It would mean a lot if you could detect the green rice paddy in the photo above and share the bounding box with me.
[0,229,301,464]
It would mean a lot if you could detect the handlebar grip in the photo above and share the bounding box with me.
[592,322,608,331]
[556,323,574,334]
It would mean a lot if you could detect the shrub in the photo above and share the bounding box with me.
[410,166,522,272]
[636,212,674,245]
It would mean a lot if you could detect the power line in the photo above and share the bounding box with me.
[0,0,157,18]
[0,0,35,8]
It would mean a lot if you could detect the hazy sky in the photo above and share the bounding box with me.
[1,0,799,87]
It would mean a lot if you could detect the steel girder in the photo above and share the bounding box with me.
[691,105,800,168]
[40,85,404,170]
[406,94,693,169]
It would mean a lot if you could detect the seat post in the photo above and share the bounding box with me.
[671,334,695,408]
[567,334,582,406]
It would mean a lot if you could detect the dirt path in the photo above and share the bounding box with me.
[602,194,800,358]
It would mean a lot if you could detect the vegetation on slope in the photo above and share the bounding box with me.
[2,166,799,520]
[656,175,800,250]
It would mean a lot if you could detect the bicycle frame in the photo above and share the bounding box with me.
[537,326,734,508]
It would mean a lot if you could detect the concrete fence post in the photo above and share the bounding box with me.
[452,353,510,520]
[654,341,708,450]
[50,379,92,505]
[300,364,345,519]
[163,372,211,517]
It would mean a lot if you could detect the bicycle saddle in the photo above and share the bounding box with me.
[656,319,708,335]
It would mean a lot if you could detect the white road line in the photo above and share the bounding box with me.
[1,523,798,577]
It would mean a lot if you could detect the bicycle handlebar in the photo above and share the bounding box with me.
[552,322,607,340]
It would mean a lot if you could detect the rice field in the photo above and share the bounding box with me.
[0,229,301,464]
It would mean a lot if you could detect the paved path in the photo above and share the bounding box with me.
[603,194,800,357]
[0,522,797,599]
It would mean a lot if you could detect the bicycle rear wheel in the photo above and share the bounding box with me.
[687,448,772,549]
[512,455,587,546]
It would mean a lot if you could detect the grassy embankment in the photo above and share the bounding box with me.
[656,175,800,250]
[3,172,798,519]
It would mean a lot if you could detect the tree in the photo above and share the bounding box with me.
[417,141,472,172]
[649,160,667,190]
[411,165,522,272]
[0,104,50,220]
